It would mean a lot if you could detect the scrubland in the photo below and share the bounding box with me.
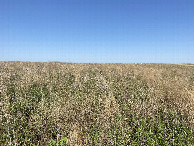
[0,61,193,145]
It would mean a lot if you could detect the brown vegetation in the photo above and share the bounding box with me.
[0,61,193,145]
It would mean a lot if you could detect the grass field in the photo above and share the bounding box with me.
[0,61,193,145]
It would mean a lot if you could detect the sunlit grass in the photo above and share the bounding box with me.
[0,62,193,145]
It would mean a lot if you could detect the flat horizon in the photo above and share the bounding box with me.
[1,0,194,63]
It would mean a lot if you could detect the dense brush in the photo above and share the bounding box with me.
[0,62,193,145]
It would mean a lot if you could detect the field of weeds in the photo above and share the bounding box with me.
[0,61,193,145]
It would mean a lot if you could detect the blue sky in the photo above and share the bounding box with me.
[0,0,194,63]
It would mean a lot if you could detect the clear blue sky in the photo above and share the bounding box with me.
[0,0,194,63]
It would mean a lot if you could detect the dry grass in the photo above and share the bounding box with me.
[0,61,193,145]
